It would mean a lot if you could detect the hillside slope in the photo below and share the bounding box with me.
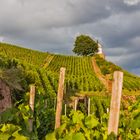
[1,43,140,139]
[95,55,140,94]
[1,42,140,94]
[0,42,53,66]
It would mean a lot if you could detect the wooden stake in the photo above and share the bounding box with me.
[29,85,35,132]
[64,104,67,116]
[88,98,90,116]
[107,108,109,113]
[74,99,78,111]
[108,71,123,135]
[55,67,66,129]
[29,85,35,112]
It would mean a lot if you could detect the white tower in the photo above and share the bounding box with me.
[94,40,105,59]
[97,43,103,54]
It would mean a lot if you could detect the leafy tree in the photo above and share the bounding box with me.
[73,35,98,56]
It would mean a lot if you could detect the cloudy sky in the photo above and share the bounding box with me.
[0,0,140,75]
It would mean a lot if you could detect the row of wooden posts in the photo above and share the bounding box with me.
[29,67,123,136]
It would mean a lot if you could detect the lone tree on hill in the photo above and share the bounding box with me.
[72,34,98,56]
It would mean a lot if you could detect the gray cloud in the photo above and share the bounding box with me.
[0,0,140,75]
[124,0,140,6]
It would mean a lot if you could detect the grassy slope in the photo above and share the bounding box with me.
[1,42,140,94]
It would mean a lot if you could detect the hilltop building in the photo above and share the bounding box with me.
[97,41,105,59]
[97,43,103,54]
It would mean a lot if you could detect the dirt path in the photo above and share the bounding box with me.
[92,57,112,92]
[43,55,54,68]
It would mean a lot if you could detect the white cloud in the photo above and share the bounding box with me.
[124,0,140,5]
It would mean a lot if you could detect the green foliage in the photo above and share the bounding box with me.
[0,90,56,139]
[95,55,140,91]
[95,55,121,75]
[47,55,104,92]
[90,96,110,122]
[0,68,26,91]
[85,115,99,129]
[0,42,52,66]
[107,132,117,140]
[1,42,140,140]
[45,132,56,140]
[0,104,38,139]
[123,71,140,91]
[0,124,29,140]
[44,98,140,140]
[73,35,98,56]
[34,93,55,139]
[46,110,108,140]
[118,97,140,139]
[0,56,33,103]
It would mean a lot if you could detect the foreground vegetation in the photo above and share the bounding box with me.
[0,43,140,139]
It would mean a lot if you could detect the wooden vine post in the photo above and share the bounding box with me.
[74,99,78,111]
[108,71,123,135]
[55,67,66,129]
[88,98,90,116]
[29,85,36,132]
[64,104,67,116]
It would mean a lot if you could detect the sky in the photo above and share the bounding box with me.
[0,0,140,75]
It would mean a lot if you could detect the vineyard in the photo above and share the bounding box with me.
[0,43,53,67]
[95,55,140,92]
[46,55,104,92]
[0,43,140,139]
